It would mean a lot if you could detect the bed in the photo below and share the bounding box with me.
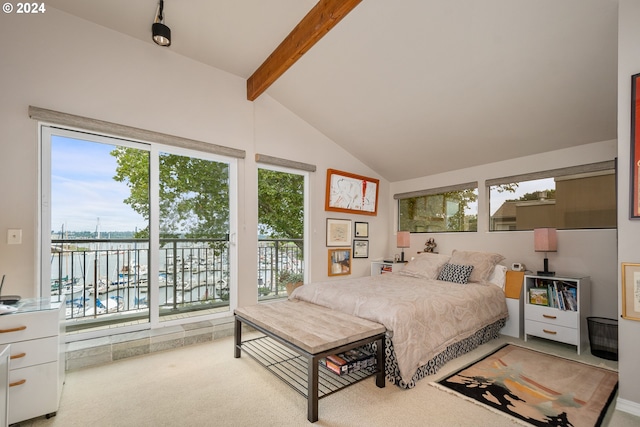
[289,250,509,389]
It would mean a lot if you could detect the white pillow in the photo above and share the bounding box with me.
[397,253,451,280]
[487,264,508,289]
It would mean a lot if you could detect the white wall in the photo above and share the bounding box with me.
[617,0,640,414]
[0,8,389,308]
[390,140,618,319]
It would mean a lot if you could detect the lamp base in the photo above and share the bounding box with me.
[537,270,555,277]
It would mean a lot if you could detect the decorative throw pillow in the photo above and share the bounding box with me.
[437,263,474,284]
[397,253,451,280]
[487,264,508,289]
[449,250,505,283]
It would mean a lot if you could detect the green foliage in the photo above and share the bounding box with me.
[277,270,303,286]
[258,169,304,240]
[111,151,305,248]
[111,148,230,239]
[399,189,478,232]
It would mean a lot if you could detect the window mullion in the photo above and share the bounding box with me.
[148,145,160,326]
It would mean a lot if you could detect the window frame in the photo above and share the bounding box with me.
[39,124,238,340]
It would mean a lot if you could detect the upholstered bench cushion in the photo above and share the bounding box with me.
[234,300,386,354]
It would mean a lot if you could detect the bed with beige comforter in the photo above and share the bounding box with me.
[290,271,508,388]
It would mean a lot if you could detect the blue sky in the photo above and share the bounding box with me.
[51,136,147,233]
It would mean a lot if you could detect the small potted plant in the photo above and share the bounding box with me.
[279,270,304,296]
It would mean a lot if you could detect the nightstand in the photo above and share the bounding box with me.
[501,271,524,338]
[370,261,405,276]
[524,274,590,354]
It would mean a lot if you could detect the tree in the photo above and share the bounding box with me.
[112,149,305,241]
[258,169,304,240]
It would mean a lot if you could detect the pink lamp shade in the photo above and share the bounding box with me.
[397,231,410,248]
[534,228,557,276]
[534,228,557,252]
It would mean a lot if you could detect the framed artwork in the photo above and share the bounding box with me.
[328,248,351,276]
[326,218,352,247]
[353,240,369,258]
[632,73,640,218]
[621,263,640,321]
[325,169,379,216]
[354,221,369,238]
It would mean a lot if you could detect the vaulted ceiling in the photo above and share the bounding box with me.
[46,0,619,182]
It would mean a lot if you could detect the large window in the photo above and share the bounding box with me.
[397,183,478,232]
[257,165,307,301]
[41,125,237,335]
[488,161,616,231]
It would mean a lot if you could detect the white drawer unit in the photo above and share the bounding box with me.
[0,298,65,424]
[524,275,590,354]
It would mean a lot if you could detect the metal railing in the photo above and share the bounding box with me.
[50,237,303,326]
[51,238,229,327]
[257,238,304,300]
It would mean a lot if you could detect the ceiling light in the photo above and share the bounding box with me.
[152,0,171,47]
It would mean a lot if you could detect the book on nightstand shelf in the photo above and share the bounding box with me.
[528,278,578,311]
[321,347,376,376]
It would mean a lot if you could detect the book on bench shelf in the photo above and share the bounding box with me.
[321,347,376,376]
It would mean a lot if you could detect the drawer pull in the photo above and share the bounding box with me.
[10,352,26,360]
[0,326,26,334]
[542,314,557,319]
[9,379,26,388]
[542,329,557,335]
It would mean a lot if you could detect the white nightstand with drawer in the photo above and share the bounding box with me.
[524,275,590,354]
[0,298,65,424]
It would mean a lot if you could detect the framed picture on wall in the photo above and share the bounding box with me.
[353,240,369,258]
[631,73,640,218]
[328,248,351,276]
[622,262,640,321]
[326,218,352,247]
[325,169,379,216]
[354,221,369,238]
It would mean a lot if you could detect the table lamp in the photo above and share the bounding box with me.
[534,228,557,276]
[397,231,410,262]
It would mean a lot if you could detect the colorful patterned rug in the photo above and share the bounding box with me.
[433,344,618,427]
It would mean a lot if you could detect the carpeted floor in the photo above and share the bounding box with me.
[435,344,618,427]
[17,335,640,427]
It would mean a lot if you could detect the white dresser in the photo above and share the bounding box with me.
[0,298,65,424]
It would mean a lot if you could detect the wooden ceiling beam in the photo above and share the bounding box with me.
[246,0,362,101]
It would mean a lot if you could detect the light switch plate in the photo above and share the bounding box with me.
[7,229,22,245]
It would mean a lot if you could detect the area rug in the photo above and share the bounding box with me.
[432,344,618,427]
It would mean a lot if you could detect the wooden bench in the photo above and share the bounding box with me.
[234,300,386,423]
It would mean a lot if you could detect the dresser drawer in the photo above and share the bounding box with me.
[9,362,59,424]
[525,304,577,328]
[0,310,59,344]
[8,336,58,370]
[525,319,578,345]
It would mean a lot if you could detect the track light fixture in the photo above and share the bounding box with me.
[152,0,171,47]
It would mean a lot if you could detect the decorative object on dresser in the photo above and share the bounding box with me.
[434,344,618,427]
[396,231,410,262]
[424,238,437,253]
[0,297,65,424]
[534,227,557,276]
[524,274,590,354]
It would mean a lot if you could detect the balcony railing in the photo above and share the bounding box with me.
[50,237,303,327]
[51,238,230,327]
[257,238,303,300]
